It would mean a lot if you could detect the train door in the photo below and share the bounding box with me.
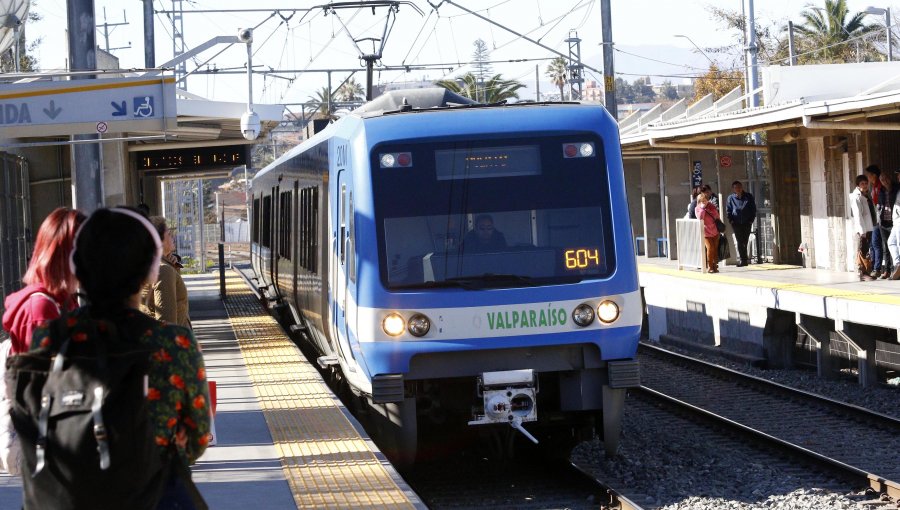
[292,181,300,311]
[330,170,352,360]
[272,185,280,292]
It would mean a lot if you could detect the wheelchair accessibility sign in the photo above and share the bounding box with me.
[134,96,154,117]
[0,76,175,138]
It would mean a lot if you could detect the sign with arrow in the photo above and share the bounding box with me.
[0,76,176,138]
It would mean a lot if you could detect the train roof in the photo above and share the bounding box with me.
[352,88,582,118]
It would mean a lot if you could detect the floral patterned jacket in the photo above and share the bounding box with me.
[31,307,210,464]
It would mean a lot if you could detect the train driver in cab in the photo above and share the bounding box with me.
[462,214,507,253]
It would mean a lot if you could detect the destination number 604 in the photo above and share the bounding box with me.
[564,248,600,269]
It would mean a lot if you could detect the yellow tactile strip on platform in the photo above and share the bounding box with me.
[639,263,900,305]
[221,273,415,509]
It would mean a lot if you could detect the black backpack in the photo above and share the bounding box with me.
[6,310,169,510]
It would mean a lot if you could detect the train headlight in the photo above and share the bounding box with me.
[407,313,431,337]
[597,300,620,324]
[382,313,406,336]
[571,303,595,327]
[380,154,396,168]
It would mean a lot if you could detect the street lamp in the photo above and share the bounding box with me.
[865,6,892,62]
[674,34,716,67]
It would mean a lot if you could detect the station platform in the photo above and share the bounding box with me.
[0,271,423,509]
[639,257,900,386]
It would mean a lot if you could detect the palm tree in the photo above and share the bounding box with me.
[435,72,526,103]
[337,77,364,102]
[794,0,876,63]
[546,57,568,101]
[307,86,335,117]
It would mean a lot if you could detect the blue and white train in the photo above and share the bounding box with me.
[250,89,641,462]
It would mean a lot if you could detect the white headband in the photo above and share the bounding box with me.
[70,207,163,286]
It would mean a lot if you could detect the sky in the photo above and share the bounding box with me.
[20,0,896,105]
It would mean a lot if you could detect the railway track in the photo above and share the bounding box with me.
[401,445,641,510]
[638,342,900,502]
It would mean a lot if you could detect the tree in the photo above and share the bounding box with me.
[337,77,364,102]
[794,0,877,63]
[631,77,656,103]
[692,64,744,103]
[472,39,493,96]
[661,80,679,101]
[307,86,336,117]
[435,72,526,103]
[546,57,568,101]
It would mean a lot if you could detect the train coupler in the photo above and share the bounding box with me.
[468,369,539,444]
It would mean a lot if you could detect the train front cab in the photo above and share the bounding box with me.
[353,106,641,459]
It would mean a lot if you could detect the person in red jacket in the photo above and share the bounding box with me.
[0,207,85,474]
[695,193,721,273]
[2,207,85,353]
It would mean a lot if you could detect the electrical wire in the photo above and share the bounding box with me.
[615,48,711,72]
[401,9,435,64]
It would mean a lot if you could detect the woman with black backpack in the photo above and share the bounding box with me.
[7,208,210,510]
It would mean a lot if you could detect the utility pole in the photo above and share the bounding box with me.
[535,64,540,101]
[566,31,584,101]
[787,21,797,66]
[746,0,763,263]
[67,0,103,213]
[746,0,759,108]
[97,8,130,53]
[600,0,616,119]
[142,0,155,68]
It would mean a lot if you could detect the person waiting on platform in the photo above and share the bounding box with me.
[850,174,877,281]
[695,193,721,274]
[462,214,507,253]
[142,217,191,330]
[726,181,757,267]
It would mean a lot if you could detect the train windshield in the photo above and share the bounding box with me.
[372,134,615,290]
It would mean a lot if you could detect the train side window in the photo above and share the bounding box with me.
[252,198,260,243]
[262,195,272,248]
[299,188,307,270]
[279,191,292,260]
[348,191,355,282]
[340,184,347,265]
[311,187,319,272]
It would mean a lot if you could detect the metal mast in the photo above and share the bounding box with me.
[566,31,584,101]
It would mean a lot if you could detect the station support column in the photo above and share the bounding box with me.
[67,0,104,212]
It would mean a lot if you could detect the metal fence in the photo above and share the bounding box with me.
[675,218,705,271]
[0,153,32,325]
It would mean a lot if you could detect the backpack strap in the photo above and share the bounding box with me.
[28,291,62,316]
[34,320,70,476]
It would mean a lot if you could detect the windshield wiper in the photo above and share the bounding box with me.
[390,279,478,290]
[446,273,539,287]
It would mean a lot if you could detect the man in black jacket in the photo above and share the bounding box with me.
[726,181,757,267]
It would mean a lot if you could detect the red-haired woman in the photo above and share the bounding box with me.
[3,207,86,353]
[1,207,85,474]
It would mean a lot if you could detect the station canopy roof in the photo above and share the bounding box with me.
[619,61,900,153]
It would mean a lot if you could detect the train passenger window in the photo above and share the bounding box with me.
[348,191,355,282]
[340,184,347,265]
[296,186,319,273]
[252,198,260,243]
[261,195,272,248]
[279,191,292,260]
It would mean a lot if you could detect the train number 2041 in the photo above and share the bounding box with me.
[336,144,349,168]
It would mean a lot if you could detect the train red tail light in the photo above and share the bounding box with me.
[562,142,595,159]
[380,152,413,168]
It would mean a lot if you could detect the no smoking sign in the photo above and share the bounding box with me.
[719,154,732,168]
[96,121,108,134]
